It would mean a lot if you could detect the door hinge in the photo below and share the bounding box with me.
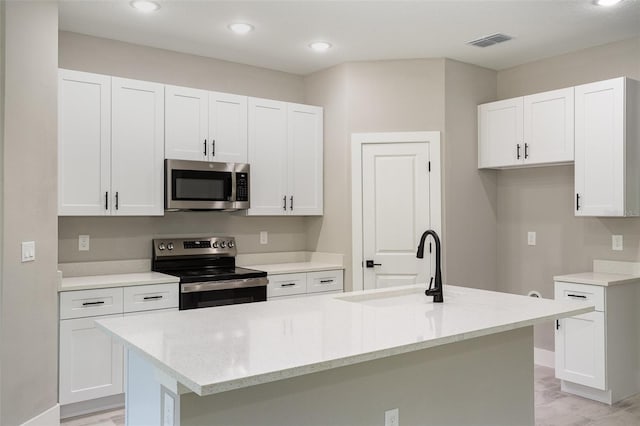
[428,161,431,172]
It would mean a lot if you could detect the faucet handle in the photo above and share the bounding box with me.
[428,276,434,290]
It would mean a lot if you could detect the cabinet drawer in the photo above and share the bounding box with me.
[123,283,179,313]
[268,273,307,298]
[307,270,343,294]
[60,288,124,319]
[555,281,605,312]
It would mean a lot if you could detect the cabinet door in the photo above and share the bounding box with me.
[209,92,248,163]
[59,314,124,404]
[575,78,625,216]
[555,311,606,390]
[58,69,111,216]
[287,103,323,215]
[247,98,288,215]
[165,85,209,161]
[111,78,165,216]
[523,87,574,165]
[478,97,524,168]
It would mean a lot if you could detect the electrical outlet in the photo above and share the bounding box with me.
[260,231,268,245]
[612,235,623,251]
[385,408,399,426]
[21,241,35,262]
[527,231,536,246]
[78,235,90,251]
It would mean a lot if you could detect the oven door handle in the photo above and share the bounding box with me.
[181,277,269,293]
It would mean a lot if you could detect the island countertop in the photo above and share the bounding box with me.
[96,284,593,397]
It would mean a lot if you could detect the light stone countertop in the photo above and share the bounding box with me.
[59,272,179,292]
[96,284,593,397]
[554,272,640,287]
[243,261,344,274]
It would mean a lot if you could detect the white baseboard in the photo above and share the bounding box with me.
[534,347,555,368]
[20,404,60,426]
[60,394,124,419]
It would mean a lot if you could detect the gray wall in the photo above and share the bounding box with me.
[495,37,640,351]
[443,60,498,290]
[305,59,499,292]
[58,32,310,263]
[1,2,59,424]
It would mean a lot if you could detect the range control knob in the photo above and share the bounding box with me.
[220,241,227,248]
[158,243,166,251]
[212,241,219,248]
[228,241,235,248]
[167,242,174,250]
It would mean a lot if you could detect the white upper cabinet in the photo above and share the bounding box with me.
[247,98,288,215]
[58,69,165,216]
[523,87,574,165]
[575,77,640,217]
[209,92,248,163]
[287,103,323,215]
[247,98,324,216]
[58,69,111,216]
[165,85,209,161]
[478,87,574,169]
[165,85,248,163]
[111,78,165,216]
[478,97,523,168]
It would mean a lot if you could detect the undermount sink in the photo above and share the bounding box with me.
[336,287,427,308]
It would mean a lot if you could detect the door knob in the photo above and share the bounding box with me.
[365,260,382,268]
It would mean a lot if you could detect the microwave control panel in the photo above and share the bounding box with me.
[236,173,249,201]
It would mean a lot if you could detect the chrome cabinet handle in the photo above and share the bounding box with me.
[82,301,105,306]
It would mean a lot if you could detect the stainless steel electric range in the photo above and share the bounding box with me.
[151,236,268,310]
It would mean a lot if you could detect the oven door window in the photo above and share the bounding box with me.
[172,169,232,201]
[180,286,267,310]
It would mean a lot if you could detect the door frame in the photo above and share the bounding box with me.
[351,131,442,292]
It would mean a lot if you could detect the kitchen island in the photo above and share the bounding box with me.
[97,285,592,426]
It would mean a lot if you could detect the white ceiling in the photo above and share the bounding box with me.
[59,0,640,76]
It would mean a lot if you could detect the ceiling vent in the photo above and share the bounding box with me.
[467,33,513,48]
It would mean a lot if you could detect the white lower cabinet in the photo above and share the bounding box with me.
[59,282,178,413]
[554,279,640,404]
[59,314,124,405]
[555,311,606,390]
[267,269,343,300]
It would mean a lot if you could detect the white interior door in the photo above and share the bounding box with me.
[361,142,432,289]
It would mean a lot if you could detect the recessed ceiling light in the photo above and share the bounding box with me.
[309,41,332,52]
[229,23,254,35]
[130,1,160,13]
[594,0,623,6]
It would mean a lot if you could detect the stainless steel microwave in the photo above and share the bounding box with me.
[165,159,250,211]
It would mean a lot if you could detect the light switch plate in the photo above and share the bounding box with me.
[21,241,35,262]
[612,235,623,251]
[527,231,536,246]
[385,408,399,426]
[260,231,268,245]
[78,235,90,251]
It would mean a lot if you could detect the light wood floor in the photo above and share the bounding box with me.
[61,365,640,425]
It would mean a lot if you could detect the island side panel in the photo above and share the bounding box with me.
[179,327,534,426]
